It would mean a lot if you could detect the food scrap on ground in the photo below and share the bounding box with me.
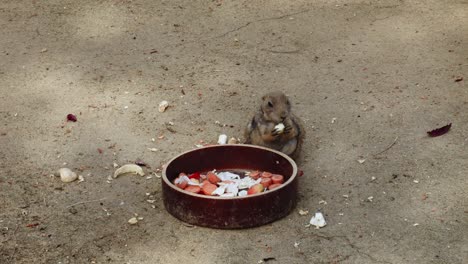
[309,211,327,229]
[299,209,309,216]
[128,217,138,225]
[113,164,145,178]
[217,134,227,144]
[66,114,77,122]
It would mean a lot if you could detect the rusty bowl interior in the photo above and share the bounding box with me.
[161,144,298,229]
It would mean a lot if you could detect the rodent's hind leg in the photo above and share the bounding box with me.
[281,138,298,156]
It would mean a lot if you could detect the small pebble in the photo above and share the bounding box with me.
[158,100,169,112]
[57,168,78,183]
[298,209,309,216]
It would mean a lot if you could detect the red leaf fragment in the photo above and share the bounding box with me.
[454,76,463,82]
[26,223,39,228]
[97,148,103,154]
[67,114,77,122]
[427,123,452,137]
[135,159,147,167]
[188,172,201,180]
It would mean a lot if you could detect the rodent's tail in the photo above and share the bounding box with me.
[243,117,256,144]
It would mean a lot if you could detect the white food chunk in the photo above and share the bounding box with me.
[274,123,285,133]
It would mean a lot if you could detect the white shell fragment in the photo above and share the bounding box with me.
[310,212,327,229]
[217,171,240,181]
[78,175,85,183]
[237,177,261,189]
[225,183,239,196]
[217,134,228,145]
[128,217,138,225]
[212,186,227,196]
[175,175,200,186]
[158,100,169,112]
[357,159,366,164]
[58,168,78,183]
[113,164,144,178]
[274,123,285,133]
[238,190,248,197]
[175,175,189,184]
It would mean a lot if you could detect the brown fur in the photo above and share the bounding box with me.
[244,91,305,160]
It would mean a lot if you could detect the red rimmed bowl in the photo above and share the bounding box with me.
[161,144,298,229]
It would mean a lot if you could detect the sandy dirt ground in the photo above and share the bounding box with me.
[1,0,467,263]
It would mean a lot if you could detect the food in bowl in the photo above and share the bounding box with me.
[173,169,285,197]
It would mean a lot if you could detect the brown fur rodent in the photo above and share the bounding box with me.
[244,91,304,160]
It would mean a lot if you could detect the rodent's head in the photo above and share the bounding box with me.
[260,91,291,123]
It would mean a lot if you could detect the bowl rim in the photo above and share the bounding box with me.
[162,144,298,200]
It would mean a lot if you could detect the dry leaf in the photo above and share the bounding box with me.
[427,123,451,137]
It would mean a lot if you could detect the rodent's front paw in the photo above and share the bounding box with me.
[283,124,293,133]
[271,130,281,137]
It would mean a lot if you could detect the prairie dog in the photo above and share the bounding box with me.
[244,91,304,160]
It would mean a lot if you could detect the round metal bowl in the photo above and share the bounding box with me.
[161,144,298,229]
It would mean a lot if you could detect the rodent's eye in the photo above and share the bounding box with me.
[268,101,273,107]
